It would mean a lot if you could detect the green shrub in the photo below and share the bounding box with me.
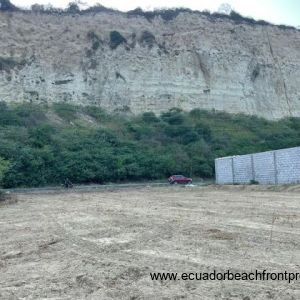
[53,103,77,122]
[0,157,9,187]
[0,57,26,72]
[139,31,156,48]
[83,106,108,122]
[31,4,45,12]
[109,31,127,50]
[66,2,80,14]
[142,112,159,123]
[161,109,185,125]
[87,31,102,51]
[0,0,18,11]
[14,104,47,127]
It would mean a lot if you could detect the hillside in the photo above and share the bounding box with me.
[0,5,299,119]
[1,103,300,188]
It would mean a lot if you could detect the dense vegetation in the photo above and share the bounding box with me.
[0,102,300,188]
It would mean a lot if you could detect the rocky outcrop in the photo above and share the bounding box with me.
[0,10,299,119]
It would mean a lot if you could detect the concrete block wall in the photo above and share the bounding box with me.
[215,158,233,184]
[232,155,253,184]
[276,147,300,184]
[215,146,300,185]
[252,151,276,184]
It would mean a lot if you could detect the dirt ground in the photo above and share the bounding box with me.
[0,185,299,299]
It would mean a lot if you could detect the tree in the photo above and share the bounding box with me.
[109,31,127,50]
[31,4,45,12]
[0,157,9,187]
[67,2,80,14]
[0,0,17,11]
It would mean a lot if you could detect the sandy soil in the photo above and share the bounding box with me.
[0,185,299,299]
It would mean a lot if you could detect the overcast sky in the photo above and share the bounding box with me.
[12,0,300,27]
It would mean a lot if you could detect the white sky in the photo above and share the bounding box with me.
[12,0,300,27]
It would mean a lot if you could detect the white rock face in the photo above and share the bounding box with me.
[0,10,299,119]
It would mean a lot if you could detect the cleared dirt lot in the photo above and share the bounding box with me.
[0,185,299,299]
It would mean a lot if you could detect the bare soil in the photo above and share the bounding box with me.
[0,185,299,299]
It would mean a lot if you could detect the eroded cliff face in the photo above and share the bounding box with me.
[0,10,299,119]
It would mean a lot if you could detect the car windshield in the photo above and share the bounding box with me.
[174,175,184,178]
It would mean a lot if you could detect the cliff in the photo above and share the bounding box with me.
[0,9,299,119]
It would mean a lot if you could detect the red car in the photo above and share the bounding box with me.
[168,175,192,185]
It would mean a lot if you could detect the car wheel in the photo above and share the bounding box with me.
[174,181,178,185]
